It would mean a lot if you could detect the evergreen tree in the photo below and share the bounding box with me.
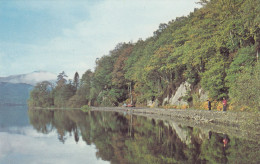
[73,72,79,90]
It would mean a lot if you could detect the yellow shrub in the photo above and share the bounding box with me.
[162,105,171,109]
[162,104,189,109]
[202,101,208,110]
[216,101,223,111]
[181,104,189,109]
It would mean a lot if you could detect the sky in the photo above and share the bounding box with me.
[0,0,200,78]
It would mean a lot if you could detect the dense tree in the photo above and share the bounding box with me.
[53,72,76,108]
[28,81,53,108]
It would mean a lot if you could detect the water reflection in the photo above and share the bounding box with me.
[28,109,260,164]
[0,105,29,130]
[0,106,108,164]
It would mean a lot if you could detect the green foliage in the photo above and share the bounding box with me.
[229,63,260,111]
[201,56,228,100]
[28,71,78,109]
[226,46,256,87]
[28,81,53,108]
[53,80,76,108]
[66,94,86,108]
[80,105,91,112]
[97,88,125,107]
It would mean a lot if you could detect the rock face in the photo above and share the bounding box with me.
[147,99,159,108]
[163,81,191,106]
[147,100,153,107]
[148,81,209,107]
[199,88,208,102]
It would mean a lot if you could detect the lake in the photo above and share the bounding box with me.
[0,105,259,164]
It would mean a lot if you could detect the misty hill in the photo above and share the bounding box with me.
[0,71,57,86]
[0,82,33,105]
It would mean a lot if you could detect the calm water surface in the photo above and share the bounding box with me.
[0,106,108,164]
[0,106,259,164]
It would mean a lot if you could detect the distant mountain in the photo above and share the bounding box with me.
[0,71,57,86]
[0,82,33,105]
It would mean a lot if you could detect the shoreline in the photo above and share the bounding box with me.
[91,107,260,142]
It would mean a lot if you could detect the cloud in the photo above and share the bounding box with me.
[23,71,57,85]
[0,0,199,78]
[42,0,199,77]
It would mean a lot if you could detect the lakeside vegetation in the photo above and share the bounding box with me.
[28,0,260,111]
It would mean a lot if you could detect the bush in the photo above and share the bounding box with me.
[80,105,91,112]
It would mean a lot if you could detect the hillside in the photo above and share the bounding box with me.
[0,71,56,86]
[28,0,260,111]
[0,82,33,105]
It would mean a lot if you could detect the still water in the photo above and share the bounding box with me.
[0,106,259,164]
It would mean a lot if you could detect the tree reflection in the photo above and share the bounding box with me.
[28,110,54,134]
[28,109,260,164]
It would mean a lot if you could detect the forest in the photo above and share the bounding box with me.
[28,0,260,111]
